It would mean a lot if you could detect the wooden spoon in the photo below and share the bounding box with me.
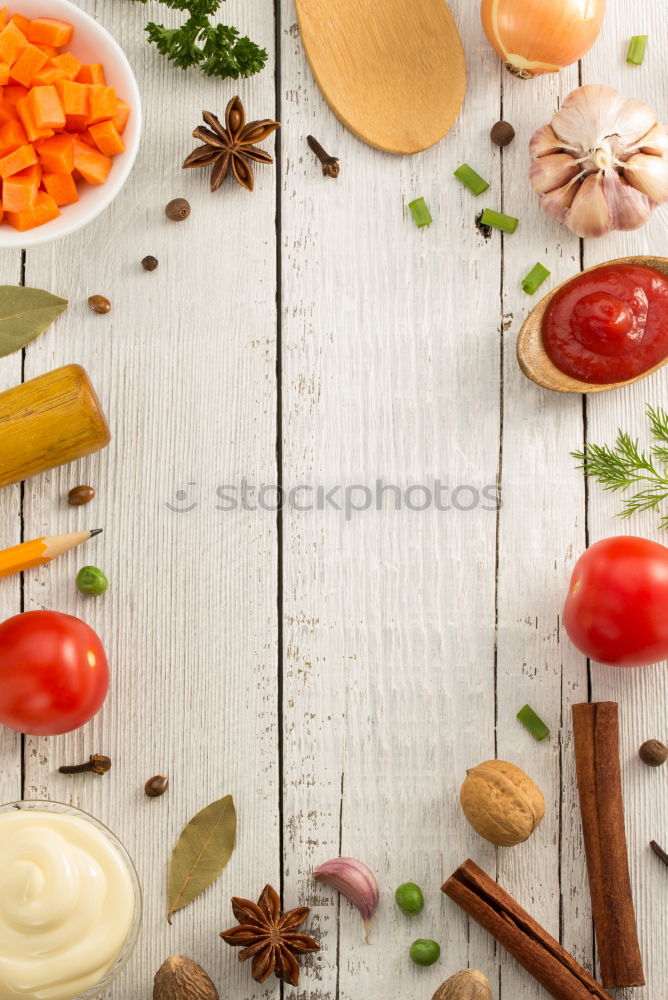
[516,255,668,394]
[295,0,467,154]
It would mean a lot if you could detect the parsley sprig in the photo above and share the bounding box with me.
[132,0,268,80]
[572,405,668,529]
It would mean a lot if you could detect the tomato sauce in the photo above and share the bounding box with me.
[542,264,668,384]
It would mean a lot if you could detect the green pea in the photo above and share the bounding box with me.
[409,939,440,967]
[395,882,425,915]
[76,565,109,596]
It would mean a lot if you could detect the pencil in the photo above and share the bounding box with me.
[0,529,102,579]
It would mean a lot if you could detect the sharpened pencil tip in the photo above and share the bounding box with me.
[89,528,103,537]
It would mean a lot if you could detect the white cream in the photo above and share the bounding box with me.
[0,810,136,1000]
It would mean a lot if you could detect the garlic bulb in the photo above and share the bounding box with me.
[530,85,668,238]
[481,0,606,78]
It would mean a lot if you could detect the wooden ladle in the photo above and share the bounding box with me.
[516,255,668,394]
[294,0,467,154]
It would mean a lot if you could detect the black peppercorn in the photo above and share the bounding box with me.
[490,120,515,147]
[165,198,190,222]
[141,255,159,271]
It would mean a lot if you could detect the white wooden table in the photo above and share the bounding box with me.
[0,1,667,997]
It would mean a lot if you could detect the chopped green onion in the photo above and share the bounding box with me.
[408,197,432,228]
[480,208,518,234]
[454,163,489,196]
[626,35,648,65]
[517,704,550,741]
[521,262,551,295]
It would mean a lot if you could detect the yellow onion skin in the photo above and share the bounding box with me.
[480,0,606,78]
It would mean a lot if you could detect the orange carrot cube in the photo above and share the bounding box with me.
[16,95,53,141]
[27,18,73,48]
[30,66,67,86]
[85,84,116,125]
[112,97,130,135]
[88,119,124,156]
[0,141,37,178]
[0,20,27,67]
[4,83,27,104]
[0,7,8,31]
[10,14,30,37]
[0,61,9,85]
[33,42,58,57]
[37,132,73,173]
[42,170,78,205]
[25,85,65,129]
[0,99,17,124]
[2,162,40,212]
[9,43,47,87]
[6,188,59,229]
[75,63,105,85]
[0,117,27,155]
[51,52,81,80]
[76,128,96,148]
[55,79,87,115]
[72,136,112,184]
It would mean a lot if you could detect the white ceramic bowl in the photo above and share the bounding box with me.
[0,0,141,249]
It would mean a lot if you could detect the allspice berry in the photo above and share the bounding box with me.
[639,739,668,767]
[433,970,492,1000]
[88,294,111,314]
[490,120,515,147]
[165,198,191,222]
[142,255,159,271]
[145,774,169,797]
[67,484,95,506]
[154,957,218,1000]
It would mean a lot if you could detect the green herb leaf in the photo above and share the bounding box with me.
[167,794,236,922]
[0,286,67,358]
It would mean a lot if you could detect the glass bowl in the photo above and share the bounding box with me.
[0,799,142,1000]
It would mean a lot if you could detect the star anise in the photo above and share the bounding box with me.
[220,883,320,986]
[183,96,280,193]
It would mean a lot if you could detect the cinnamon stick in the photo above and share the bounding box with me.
[442,859,611,1000]
[571,702,644,988]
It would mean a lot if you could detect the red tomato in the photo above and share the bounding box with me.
[0,611,109,735]
[563,536,668,667]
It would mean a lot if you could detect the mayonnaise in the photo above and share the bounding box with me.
[0,809,136,1000]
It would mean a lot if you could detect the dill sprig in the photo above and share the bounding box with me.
[572,406,668,530]
[132,0,267,80]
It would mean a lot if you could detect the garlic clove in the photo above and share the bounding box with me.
[603,171,653,231]
[540,178,579,223]
[529,125,574,159]
[530,153,581,195]
[565,173,611,238]
[624,152,668,203]
[313,857,379,942]
[552,85,624,152]
[614,98,658,147]
[637,124,668,157]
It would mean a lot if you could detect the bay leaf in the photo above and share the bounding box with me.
[167,794,237,923]
[0,285,68,358]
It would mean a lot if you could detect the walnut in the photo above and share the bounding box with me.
[432,969,493,999]
[153,956,218,1000]
[460,760,545,846]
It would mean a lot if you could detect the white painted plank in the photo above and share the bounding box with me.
[18,1,280,996]
[280,2,501,995]
[580,4,668,996]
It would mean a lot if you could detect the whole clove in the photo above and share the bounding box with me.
[59,754,112,775]
[307,135,340,178]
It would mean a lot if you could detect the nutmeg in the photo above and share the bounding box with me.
[153,956,218,1000]
[432,970,493,1000]
[460,759,545,847]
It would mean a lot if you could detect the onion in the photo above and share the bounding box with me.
[480,0,606,78]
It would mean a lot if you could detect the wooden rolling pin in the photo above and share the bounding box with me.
[0,364,111,489]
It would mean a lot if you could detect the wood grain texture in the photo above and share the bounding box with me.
[295,0,466,153]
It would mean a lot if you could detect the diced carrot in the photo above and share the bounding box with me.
[72,137,112,184]
[64,113,87,132]
[76,128,96,148]
[0,8,8,31]
[88,119,124,156]
[0,141,37,178]
[37,132,73,173]
[33,42,58,57]
[6,188,59,229]
[42,170,77,205]
[15,95,53,141]
[0,117,27,155]
[51,52,81,80]
[10,14,30,37]
[86,84,116,125]
[75,63,105,85]
[2,162,40,212]
[25,85,64,129]
[55,79,87,115]
[0,21,27,67]
[9,43,47,87]
[0,62,9,86]
[27,18,72,48]
[30,66,67,86]
[112,97,130,135]
[4,83,27,104]
[0,99,17,124]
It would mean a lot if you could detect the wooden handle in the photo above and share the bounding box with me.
[0,364,111,490]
